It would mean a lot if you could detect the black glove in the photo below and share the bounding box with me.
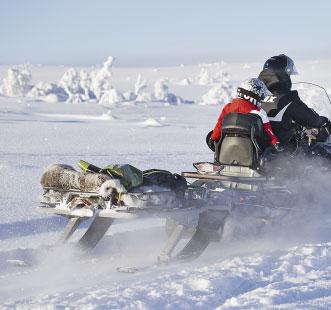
[323,120,331,135]
[315,120,331,142]
[206,130,216,152]
[208,139,216,152]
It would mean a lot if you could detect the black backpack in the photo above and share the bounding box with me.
[143,169,187,191]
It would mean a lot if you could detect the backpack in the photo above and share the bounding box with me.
[78,160,143,190]
[142,169,187,191]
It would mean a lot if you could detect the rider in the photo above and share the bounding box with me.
[258,54,331,148]
[207,78,279,151]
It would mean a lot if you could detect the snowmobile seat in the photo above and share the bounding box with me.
[215,113,264,169]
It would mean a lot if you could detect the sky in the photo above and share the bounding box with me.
[1,0,331,66]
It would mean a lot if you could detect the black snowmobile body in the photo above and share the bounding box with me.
[182,113,294,228]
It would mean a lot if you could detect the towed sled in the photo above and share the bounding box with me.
[39,113,296,263]
[39,161,230,262]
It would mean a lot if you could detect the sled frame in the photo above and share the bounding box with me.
[182,171,267,182]
[40,186,231,261]
[56,217,83,245]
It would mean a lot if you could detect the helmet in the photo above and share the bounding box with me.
[237,78,271,106]
[263,54,298,75]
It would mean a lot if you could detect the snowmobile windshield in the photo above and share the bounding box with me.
[293,82,331,119]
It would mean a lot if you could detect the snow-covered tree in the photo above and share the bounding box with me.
[99,88,125,106]
[79,69,93,101]
[198,68,213,85]
[0,66,32,97]
[26,82,67,102]
[153,79,184,104]
[123,91,136,101]
[136,92,152,103]
[134,74,148,96]
[58,68,83,99]
[200,82,233,105]
[131,74,151,102]
[57,56,120,103]
[66,93,86,104]
[213,70,230,84]
[90,56,115,100]
[154,79,169,101]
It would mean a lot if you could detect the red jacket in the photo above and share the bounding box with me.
[211,98,278,146]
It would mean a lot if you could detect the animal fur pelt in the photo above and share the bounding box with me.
[40,164,110,192]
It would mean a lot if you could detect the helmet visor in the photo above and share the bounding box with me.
[286,57,298,75]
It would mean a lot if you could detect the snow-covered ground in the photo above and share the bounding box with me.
[1,59,331,309]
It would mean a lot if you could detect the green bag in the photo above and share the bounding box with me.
[103,164,143,189]
[78,160,143,190]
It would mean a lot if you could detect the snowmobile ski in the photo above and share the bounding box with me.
[174,209,229,261]
[7,259,31,267]
[115,266,151,274]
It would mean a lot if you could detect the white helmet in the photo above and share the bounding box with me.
[237,78,272,106]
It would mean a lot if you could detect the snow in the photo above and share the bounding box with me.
[138,118,163,128]
[0,59,331,308]
[176,78,192,86]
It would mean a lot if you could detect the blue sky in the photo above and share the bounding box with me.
[1,0,330,66]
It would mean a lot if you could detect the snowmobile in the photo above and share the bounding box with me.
[39,82,331,263]
[38,112,294,263]
[164,108,331,259]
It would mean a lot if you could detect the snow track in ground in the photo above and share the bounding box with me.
[3,240,331,309]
